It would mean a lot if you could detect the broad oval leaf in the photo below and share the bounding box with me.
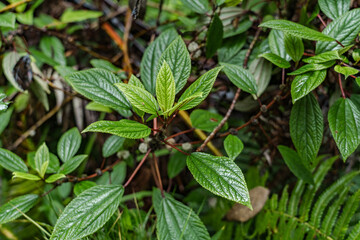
[291,70,327,103]
[187,152,251,207]
[59,155,88,175]
[259,20,334,41]
[156,61,176,114]
[102,135,125,158]
[334,65,359,79]
[316,9,360,54]
[66,68,130,111]
[269,30,291,61]
[2,51,22,91]
[50,185,124,240]
[0,194,38,224]
[206,14,223,59]
[288,60,335,75]
[46,173,66,183]
[0,148,28,173]
[0,12,16,28]
[224,135,244,160]
[284,33,304,62]
[83,119,151,139]
[57,127,81,163]
[328,98,360,161]
[221,63,258,94]
[318,0,351,20]
[156,195,211,240]
[290,93,323,166]
[260,53,291,69]
[180,0,211,14]
[35,143,50,178]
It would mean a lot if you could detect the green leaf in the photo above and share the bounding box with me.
[0,106,13,134]
[334,65,359,79]
[50,185,124,240]
[83,119,151,139]
[96,162,126,186]
[2,51,23,91]
[156,61,176,114]
[328,98,360,160]
[102,135,125,158]
[128,75,145,89]
[116,83,159,114]
[0,194,38,224]
[156,195,211,240]
[66,69,130,111]
[178,67,222,110]
[141,29,178,95]
[180,0,211,14]
[277,145,314,184]
[12,172,41,181]
[224,135,244,160]
[259,20,334,41]
[303,50,342,64]
[90,59,122,73]
[187,152,251,207]
[290,93,323,166]
[291,70,327,103]
[221,63,258,94]
[316,9,360,54]
[159,36,191,93]
[60,9,102,23]
[318,0,351,20]
[260,53,291,68]
[284,33,304,62]
[190,109,228,132]
[206,14,223,59]
[35,143,49,178]
[57,127,81,163]
[163,92,203,116]
[0,12,16,28]
[288,60,335,75]
[0,148,28,173]
[74,181,97,196]
[269,30,291,61]
[59,155,88,175]
[86,102,113,113]
[46,173,66,183]
[39,36,66,66]
[0,93,10,112]
[167,151,187,179]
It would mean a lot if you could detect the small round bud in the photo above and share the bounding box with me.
[95,168,102,176]
[188,42,199,52]
[274,95,281,102]
[208,197,217,208]
[138,142,148,154]
[193,49,202,58]
[144,137,152,143]
[117,150,130,159]
[29,130,36,137]
[182,142,192,151]
[260,105,267,113]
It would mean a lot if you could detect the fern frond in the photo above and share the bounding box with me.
[347,221,360,240]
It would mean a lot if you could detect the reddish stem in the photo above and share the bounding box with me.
[165,128,195,141]
[338,73,346,99]
[123,149,151,188]
[162,140,190,156]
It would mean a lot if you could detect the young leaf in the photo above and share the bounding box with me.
[206,14,223,59]
[59,155,88,175]
[221,63,258,94]
[288,60,335,75]
[156,61,176,114]
[178,67,222,110]
[284,34,304,62]
[190,109,228,132]
[290,93,323,166]
[128,74,145,89]
[66,69,131,111]
[102,135,125,158]
[60,9,103,23]
[159,36,191,93]
[116,83,159,114]
[334,65,359,79]
[291,70,327,103]
[328,98,360,160]
[318,0,351,20]
[83,119,151,139]
[163,92,203,116]
[259,20,334,41]
[316,9,360,54]
[260,53,291,68]
[0,12,16,28]
[50,185,124,240]
[156,195,211,240]
[0,194,38,224]
[12,172,41,181]
[180,0,211,14]
[224,135,244,160]
[57,127,81,163]
[46,173,66,183]
[0,148,28,173]
[187,152,251,207]
[35,143,50,178]
[277,145,314,184]
[303,50,342,64]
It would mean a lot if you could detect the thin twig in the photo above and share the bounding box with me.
[338,73,346,99]
[165,128,195,141]
[124,149,151,188]
[162,140,190,156]
[152,153,164,197]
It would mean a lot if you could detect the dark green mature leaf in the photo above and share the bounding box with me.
[180,0,211,13]
[284,34,304,62]
[328,98,360,160]
[57,127,81,163]
[187,152,251,207]
[278,146,314,184]
[291,70,327,103]
[316,9,360,54]
[0,106,13,135]
[260,53,291,68]
[303,50,342,64]
[50,185,124,240]
[40,36,66,66]
[221,63,258,94]
[35,143,50,178]
[190,109,228,132]
[74,181,97,196]
[102,135,125,158]
[59,155,88,175]
[259,20,334,41]
[290,93,323,166]
[156,61,175,114]
[66,69,130,111]
[0,194,38,224]
[0,12,16,28]
[97,162,126,186]
[159,36,191,93]
[224,135,244,160]
[168,151,187,179]
[141,29,178,94]
[206,14,223,59]
[156,195,211,240]
[0,148,28,173]
[288,61,335,75]
[83,119,151,139]
[269,30,291,61]
[318,0,351,20]
[178,67,222,110]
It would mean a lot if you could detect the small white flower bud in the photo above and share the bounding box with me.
[165,138,176,151]
[193,49,202,58]
[138,142,148,154]
[182,142,192,151]
[29,130,36,137]
[117,150,130,159]
[188,42,199,52]
[144,137,152,143]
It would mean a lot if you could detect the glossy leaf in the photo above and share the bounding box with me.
[57,127,81,163]
[290,93,323,166]
[303,50,342,64]
[66,69,130,111]
[221,63,258,94]
[206,14,223,59]
[318,0,351,20]
[284,34,304,62]
[0,194,38,224]
[259,20,334,41]
[0,148,28,173]
[269,30,291,61]
[224,135,244,160]
[46,173,66,183]
[291,70,327,103]
[102,135,125,158]
[59,155,88,175]
[128,74,145,89]
[35,143,49,178]
[12,172,41,181]
[156,61,176,114]
[83,119,151,139]
[260,53,291,68]
[164,92,203,116]
[50,185,124,240]
[74,181,97,196]
[334,65,359,79]
[190,109,228,132]
[187,152,251,207]
[288,61,335,75]
[180,0,211,14]
[328,98,360,160]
